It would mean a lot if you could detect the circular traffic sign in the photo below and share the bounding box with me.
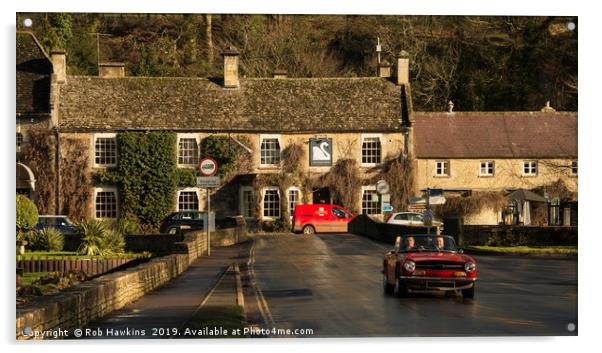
[376,180,390,195]
[199,157,218,176]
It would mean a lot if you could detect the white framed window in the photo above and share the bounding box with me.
[287,187,301,219]
[260,134,281,167]
[16,132,24,152]
[239,186,256,219]
[177,133,200,167]
[523,160,538,176]
[262,187,281,219]
[177,188,201,211]
[94,186,118,219]
[94,133,117,167]
[361,185,381,215]
[571,160,577,176]
[479,161,494,177]
[435,160,450,177]
[361,134,382,166]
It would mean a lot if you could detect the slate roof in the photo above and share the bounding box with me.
[57,76,407,132]
[413,112,577,158]
[16,32,52,117]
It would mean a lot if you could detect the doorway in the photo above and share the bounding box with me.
[313,187,331,204]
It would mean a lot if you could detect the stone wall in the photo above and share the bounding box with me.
[16,231,207,340]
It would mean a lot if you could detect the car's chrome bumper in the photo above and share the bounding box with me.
[399,276,477,291]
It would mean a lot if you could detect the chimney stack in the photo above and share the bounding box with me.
[377,60,391,78]
[221,46,240,88]
[50,49,66,83]
[273,69,287,79]
[99,62,126,78]
[396,50,410,85]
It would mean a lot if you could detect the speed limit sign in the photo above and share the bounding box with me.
[199,157,218,176]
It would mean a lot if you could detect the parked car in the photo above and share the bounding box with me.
[160,211,205,234]
[35,215,78,234]
[385,211,443,228]
[292,204,355,234]
[382,234,477,298]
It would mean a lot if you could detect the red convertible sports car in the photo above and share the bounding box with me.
[382,234,477,298]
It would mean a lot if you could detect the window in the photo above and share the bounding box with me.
[178,136,199,166]
[95,188,118,219]
[332,207,351,219]
[435,160,450,177]
[549,198,561,226]
[16,132,23,152]
[288,187,301,218]
[94,134,117,167]
[262,188,280,219]
[178,189,200,211]
[571,160,578,176]
[479,161,494,176]
[523,161,538,176]
[240,186,255,218]
[260,135,281,166]
[362,186,381,215]
[361,135,382,165]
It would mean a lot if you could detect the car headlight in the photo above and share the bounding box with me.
[465,262,476,273]
[403,261,416,272]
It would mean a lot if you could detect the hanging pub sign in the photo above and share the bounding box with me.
[309,138,333,166]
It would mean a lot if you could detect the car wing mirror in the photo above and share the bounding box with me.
[394,236,401,252]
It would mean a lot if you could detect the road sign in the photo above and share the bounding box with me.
[423,209,434,226]
[376,180,390,195]
[196,176,220,188]
[199,157,218,176]
[383,205,394,212]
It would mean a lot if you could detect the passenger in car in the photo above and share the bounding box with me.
[405,236,416,251]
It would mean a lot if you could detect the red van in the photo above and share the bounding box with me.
[292,204,355,234]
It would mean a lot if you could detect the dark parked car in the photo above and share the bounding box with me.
[35,215,79,234]
[160,211,205,234]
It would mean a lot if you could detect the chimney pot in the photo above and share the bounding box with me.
[50,49,66,83]
[221,46,240,88]
[98,62,126,78]
[541,101,556,112]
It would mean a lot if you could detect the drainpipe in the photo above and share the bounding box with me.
[54,128,61,215]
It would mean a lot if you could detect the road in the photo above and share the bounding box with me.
[249,233,578,337]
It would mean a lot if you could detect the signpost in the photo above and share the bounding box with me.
[198,158,219,256]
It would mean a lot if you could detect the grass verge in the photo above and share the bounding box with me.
[465,245,577,256]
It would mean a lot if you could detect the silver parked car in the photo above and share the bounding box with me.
[385,212,443,227]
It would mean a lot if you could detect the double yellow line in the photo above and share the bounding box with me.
[248,237,275,326]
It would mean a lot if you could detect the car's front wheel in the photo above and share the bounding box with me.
[383,270,393,294]
[393,268,409,297]
[302,225,316,235]
[462,284,475,299]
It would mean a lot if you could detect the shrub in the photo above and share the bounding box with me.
[200,135,239,177]
[116,215,141,235]
[78,219,125,256]
[16,195,38,231]
[27,228,65,252]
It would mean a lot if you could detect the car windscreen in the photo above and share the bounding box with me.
[400,235,457,252]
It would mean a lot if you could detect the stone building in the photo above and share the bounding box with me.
[413,110,578,225]
[16,31,413,225]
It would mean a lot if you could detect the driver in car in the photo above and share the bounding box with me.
[405,236,416,251]
[434,236,445,251]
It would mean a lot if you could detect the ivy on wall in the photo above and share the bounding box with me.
[59,137,92,222]
[21,130,57,214]
[200,135,240,177]
[98,131,178,227]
